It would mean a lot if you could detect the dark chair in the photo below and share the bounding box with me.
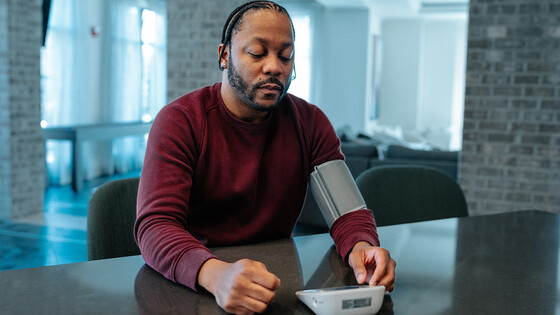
[356,165,468,227]
[87,177,141,260]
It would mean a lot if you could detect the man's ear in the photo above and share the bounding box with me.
[218,44,229,69]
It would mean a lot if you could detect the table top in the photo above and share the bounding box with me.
[1,210,559,314]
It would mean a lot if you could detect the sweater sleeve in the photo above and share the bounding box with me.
[330,210,380,262]
[307,106,380,262]
[133,103,216,291]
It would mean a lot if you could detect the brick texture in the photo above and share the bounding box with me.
[461,0,560,215]
[166,0,247,102]
[0,0,45,219]
[0,0,10,217]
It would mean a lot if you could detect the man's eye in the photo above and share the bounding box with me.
[279,55,293,62]
[279,51,294,62]
[249,52,264,58]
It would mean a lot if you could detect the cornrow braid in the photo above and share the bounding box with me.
[218,0,295,70]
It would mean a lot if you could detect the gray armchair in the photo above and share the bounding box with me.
[87,177,141,260]
[356,165,468,226]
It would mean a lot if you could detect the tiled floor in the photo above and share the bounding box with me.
[0,171,140,271]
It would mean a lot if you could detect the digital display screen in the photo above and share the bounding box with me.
[342,297,372,309]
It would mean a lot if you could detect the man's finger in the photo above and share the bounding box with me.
[245,265,281,290]
[368,250,390,286]
[349,252,368,284]
[255,273,281,290]
[238,294,271,314]
[245,280,278,303]
[373,258,396,291]
[369,253,388,285]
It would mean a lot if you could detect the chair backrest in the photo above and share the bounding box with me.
[87,177,141,260]
[356,165,468,227]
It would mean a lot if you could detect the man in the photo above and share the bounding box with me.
[134,1,396,314]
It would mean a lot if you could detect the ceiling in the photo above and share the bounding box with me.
[315,0,469,18]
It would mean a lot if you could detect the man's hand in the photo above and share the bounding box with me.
[348,242,396,291]
[198,258,281,314]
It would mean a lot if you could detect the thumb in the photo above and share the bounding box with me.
[349,255,367,284]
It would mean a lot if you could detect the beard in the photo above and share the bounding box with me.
[227,57,292,112]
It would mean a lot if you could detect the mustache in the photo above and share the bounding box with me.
[255,78,285,91]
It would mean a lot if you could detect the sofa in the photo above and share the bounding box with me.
[293,142,459,235]
[350,145,459,181]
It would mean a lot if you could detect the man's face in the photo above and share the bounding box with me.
[224,10,294,112]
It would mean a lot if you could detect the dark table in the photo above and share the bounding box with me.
[1,210,559,314]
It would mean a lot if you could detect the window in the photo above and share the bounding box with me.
[289,14,312,102]
[141,9,158,122]
[281,3,317,103]
[41,0,79,128]
[41,0,166,185]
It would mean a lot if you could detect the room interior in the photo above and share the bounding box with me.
[1,0,559,277]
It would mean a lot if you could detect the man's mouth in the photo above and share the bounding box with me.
[258,84,282,92]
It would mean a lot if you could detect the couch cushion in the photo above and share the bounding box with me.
[369,159,458,181]
[341,142,378,158]
[386,145,458,162]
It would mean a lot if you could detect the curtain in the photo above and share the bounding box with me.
[42,0,166,186]
[102,0,167,174]
[278,1,318,103]
[142,5,167,123]
[101,0,144,176]
[42,0,93,185]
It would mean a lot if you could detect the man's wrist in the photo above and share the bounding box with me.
[352,241,373,251]
[197,258,227,293]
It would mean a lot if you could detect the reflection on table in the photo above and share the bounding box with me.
[0,210,558,314]
[134,239,395,314]
[381,209,560,314]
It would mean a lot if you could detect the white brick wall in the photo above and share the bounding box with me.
[461,0,560,215]
[0,0,44,219]
[166,0,246,102]
[0,0,12,218]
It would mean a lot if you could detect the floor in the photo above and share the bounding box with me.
[0,171,140,272]
[0,170,321,272]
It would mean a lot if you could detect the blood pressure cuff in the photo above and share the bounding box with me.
[309,160,367,228]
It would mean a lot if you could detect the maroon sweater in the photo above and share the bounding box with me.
[134,83,379,290]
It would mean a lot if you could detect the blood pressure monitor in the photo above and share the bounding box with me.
[295,285,385,315]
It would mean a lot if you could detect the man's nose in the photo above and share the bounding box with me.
[262,57,283,76]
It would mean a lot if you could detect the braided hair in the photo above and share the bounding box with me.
[218,1,295,70]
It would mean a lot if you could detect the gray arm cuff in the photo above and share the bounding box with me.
[309,160,367,227]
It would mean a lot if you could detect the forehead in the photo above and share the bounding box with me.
[232,10,294,45]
